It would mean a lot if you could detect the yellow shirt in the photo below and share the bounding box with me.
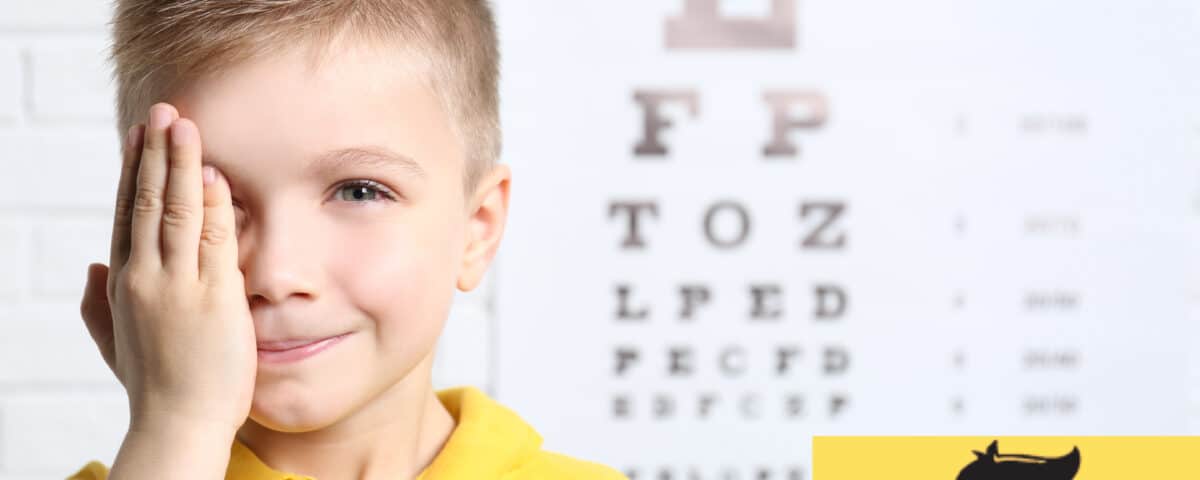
[67,386,627,480]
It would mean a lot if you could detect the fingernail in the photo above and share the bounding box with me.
[150,104,172,130]
[203,165,217,185]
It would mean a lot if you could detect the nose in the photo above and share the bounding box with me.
[239,213,320,309]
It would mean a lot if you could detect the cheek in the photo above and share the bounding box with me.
[332,213,460,341]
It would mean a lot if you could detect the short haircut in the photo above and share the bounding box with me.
[108,0,501,196]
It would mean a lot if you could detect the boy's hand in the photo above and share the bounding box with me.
[78,102,257,436]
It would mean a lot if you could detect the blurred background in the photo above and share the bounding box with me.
[1,0,1198,479]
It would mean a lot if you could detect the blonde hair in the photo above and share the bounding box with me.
[107,0,501,196]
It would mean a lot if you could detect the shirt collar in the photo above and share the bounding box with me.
[226,386,543,480]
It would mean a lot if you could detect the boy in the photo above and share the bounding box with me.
[69,1,626,479]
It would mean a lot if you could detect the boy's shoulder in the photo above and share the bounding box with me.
[425,385,629,479]
[67,460,109,480]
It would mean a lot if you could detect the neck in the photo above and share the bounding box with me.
[235,351,457,480]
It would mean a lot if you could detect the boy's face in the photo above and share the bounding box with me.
[169,38,494,431]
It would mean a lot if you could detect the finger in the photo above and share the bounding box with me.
[109,123,144,278]
[129,103,179,270]
[161,118,204,277]
[199,166,239,285]
[80,263,118,377]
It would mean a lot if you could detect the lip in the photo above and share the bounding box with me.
[257,333,351,364]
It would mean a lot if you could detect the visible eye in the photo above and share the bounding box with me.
[334,179,397,204]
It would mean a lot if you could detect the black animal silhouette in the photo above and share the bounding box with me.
[956,440,1080,480]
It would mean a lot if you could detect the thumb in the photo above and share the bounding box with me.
[199,166,239,284]
[79,263,117,377]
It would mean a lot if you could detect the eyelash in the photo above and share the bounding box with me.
[334,179,397,204]
[230,179,397,215]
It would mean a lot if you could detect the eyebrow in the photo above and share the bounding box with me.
[306,146,427,179]
[203,145,426,180]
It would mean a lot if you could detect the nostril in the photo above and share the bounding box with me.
[248,294,270,310]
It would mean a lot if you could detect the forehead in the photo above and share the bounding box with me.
[170,38,460,184]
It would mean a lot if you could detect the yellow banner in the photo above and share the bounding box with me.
[813,436,1200,479]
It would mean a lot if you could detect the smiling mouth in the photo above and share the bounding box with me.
[257,335,343,351]
[256,333,351,363]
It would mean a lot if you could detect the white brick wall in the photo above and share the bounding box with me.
[0,47,20,125]
[28,43,114,123]
[0,303,117,385]
[0,4,495,478]
[1,392,128,475]
[0,1,111,31]
[0,223,26,302]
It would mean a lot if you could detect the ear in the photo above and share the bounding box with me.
[456,164,511,292]
[986,440,999,456]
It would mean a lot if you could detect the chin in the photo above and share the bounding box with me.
[248,384,347,433]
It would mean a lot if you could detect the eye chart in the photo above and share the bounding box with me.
[490,1,1200,478]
